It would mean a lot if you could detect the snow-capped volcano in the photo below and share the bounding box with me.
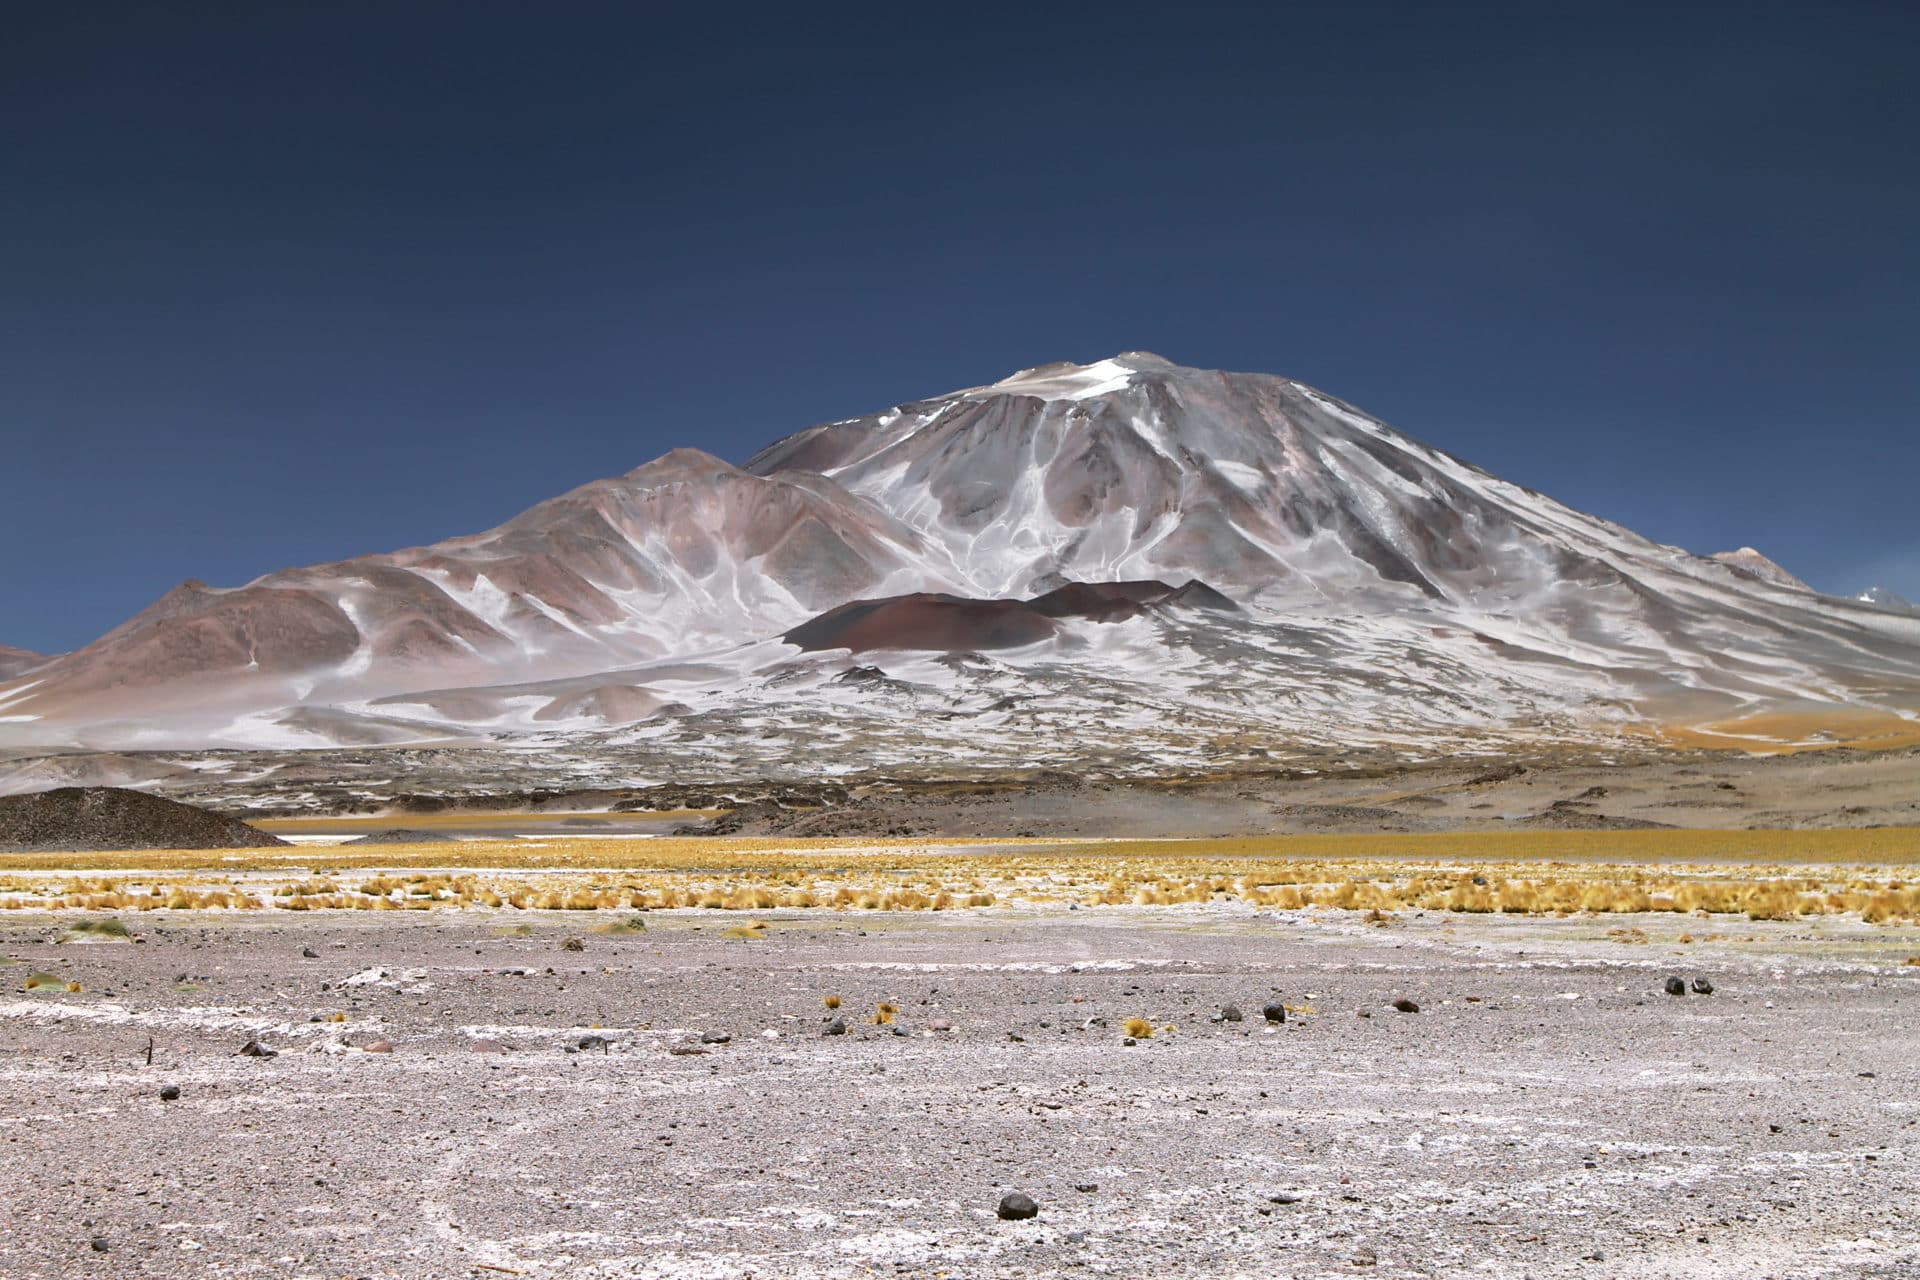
[4,353,1919,761]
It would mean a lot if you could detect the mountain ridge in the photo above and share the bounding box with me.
[4,353,1918,760]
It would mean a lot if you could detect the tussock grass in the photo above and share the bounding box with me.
[63,917,132,939]
[1122,1017,1154,1039]
[0,832,1917,925]
[872,1001,898,1025]
[823,994,841,1010]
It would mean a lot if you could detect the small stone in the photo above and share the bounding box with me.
[300,947,318,959]
[928,1019,953,1032]
[363,1040,393,1054]
[158,1085,180,1101]
[996,1191,1040,1220]
[1391,998,1420,1014]
[1269,1192,1302,1204]
[559,937,584,952]
[823,1019,848,1036]
[238,1040,277,1058]
[578,1035,610,1051]
[890,1025,908,1037]
[668,1044,708,1056]
[1074,1182,1098,1193]
[700,1031,731,1044]
[90,1237,110,1253]
[470,1038,508,1053]
[1691,977,1714,995]
[1218,1004,1244,1023]
[1261,1002,1287,1024]
[1664,976,1688,996]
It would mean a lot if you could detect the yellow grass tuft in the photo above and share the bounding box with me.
[1122,1016,1153,1039]
[823,993,842,1010]
[872,1001,898,1025]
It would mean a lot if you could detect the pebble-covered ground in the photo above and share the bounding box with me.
[0,906,1915,1279]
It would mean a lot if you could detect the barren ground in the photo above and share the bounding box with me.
[2,905,1915,1279]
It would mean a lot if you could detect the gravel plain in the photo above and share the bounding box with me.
[1,906,1916,1279]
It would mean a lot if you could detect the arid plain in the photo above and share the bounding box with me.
[3,744,1918,1279]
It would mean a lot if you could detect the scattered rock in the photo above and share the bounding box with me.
[668,1044,708,1056]
[823,1019,848,1036]
[559,936,585,952]
[1217,1004,1244,1023]
[700,1031,731,1044]
[90,1237,109,1253]
[300,947,318,958]
[1262,1002,1287,1024]
[578,1035,610,1051]
[1075,1182,1098,1193]
[238,1040,277,1058]
[363,1040,393,1054]
[996,1191,1040,1220]
[158,1085,180,1101]
[1391,998,1420,1014]
[341,828,456,845]
[1269,1192,1302,1204]
[928,1019,953,1032]
[1692,977,1714,995]
[1664,976,1688,996]
[470,1038,509,1053]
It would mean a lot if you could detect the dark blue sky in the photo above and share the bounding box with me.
[4,3,1917,654]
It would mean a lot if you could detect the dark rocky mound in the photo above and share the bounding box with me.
[0,787,288,852]
[1027,580,1180,620]
[1518,801,1675,831]
[783,593,1058,653]
[342,828,457,845]
[783,579,1236,653]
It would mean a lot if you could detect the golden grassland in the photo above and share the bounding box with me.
[0,829,1918,923]
[1646,707,1920,754]
[6,826,1920,873]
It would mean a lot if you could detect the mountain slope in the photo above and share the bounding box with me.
[3,353,1918,759]
[0,645,51,681]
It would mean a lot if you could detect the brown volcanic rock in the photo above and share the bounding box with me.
[784,593,1058,653]
[0,787,288,852]
[783,579,1235,653]
[1026,580,1177,620]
